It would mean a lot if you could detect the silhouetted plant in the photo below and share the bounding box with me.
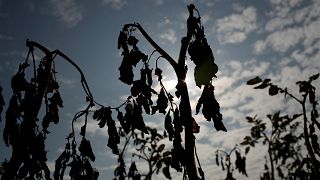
[1,40,100,180]
[244,74,320,179]
[1,4,224,180]
[215,145,248,180]
[114,127,172,180]
[116,4,225,179]
[241,114,303,180]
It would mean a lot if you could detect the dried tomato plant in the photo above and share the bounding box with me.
[116,4,225,179]
[0,4,224,180]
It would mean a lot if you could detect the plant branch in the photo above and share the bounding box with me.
[123,23,179,76]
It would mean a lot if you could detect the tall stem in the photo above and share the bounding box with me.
[176,5,198,180]
[268,147,275,180]
[301,95,319,177]
[124,6,199,178]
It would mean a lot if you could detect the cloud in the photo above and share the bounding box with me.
[216,6,257,44]
[265,27,304,53]
[50,0,83,28]
[102,0,127,10]
[265,17,293,32]
[257,0,320,53]
[159,29,177,44]
[253,40,267,54]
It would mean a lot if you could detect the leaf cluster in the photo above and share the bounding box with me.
[196,84,226,131]
[244,74,320,179]
[187,7,218,88]
[215,145,247,180]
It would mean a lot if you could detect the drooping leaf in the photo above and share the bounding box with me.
[309,73,319,81]
[292,113,302,120]
[127,36,139,47]
[118,54,134,85]
[268,85,279,96]
[80,124,86,136]
[214,120,227,132]
[118,30,127,49]
[165,112,174,141]
[254,79,271,89]
[192,117,200,133]
[128,162,138,178]
[245,146,250,155]
[162,166,171,179]
[152,88,168,114]
[129,49,148,66]
[132,102,148,133]
[173,108,183,133]
[137,94,150,114]
[79,138,95,161]
[194,55,218,88]
[189,35,218,88]
[247,76,262,85]
[155,68,163,81]
[49,91,63,108]
[196,84,226,131]
[11,72,28,92]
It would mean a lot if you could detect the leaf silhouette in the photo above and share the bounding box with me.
[193,44,218,88]
[254,79,271,89]
[247,76,262,85]
[309,73,319,81]
[196,84,226,131]
[268,85,279,96]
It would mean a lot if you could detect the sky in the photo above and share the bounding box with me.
[0,0,320,179]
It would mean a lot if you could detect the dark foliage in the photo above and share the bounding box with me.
[1,4,224,180]
[243,74,320,179]
[187,8,218,88]
[216,145,248,180]
[115,4,224,179]
[196,84,226,131]
[1,41,100,180]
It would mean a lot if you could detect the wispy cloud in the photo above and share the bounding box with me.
[159,29,177,44]
[216,6,257,44]
[50,0,83,28]
[265,27,304,53]
[255,0,320,53]
[102,0,127,10]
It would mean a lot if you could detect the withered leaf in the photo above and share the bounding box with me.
[247,76,262,85]
[165,112,174,141]
[268,85,279,96]
[118,31,127,49]
[155,68,163,81]
[309,73,319,81]
[254,79,271,89]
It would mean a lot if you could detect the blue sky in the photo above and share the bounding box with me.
[0,0,320,179]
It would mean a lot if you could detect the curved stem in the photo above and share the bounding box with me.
[123,23,178,76]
